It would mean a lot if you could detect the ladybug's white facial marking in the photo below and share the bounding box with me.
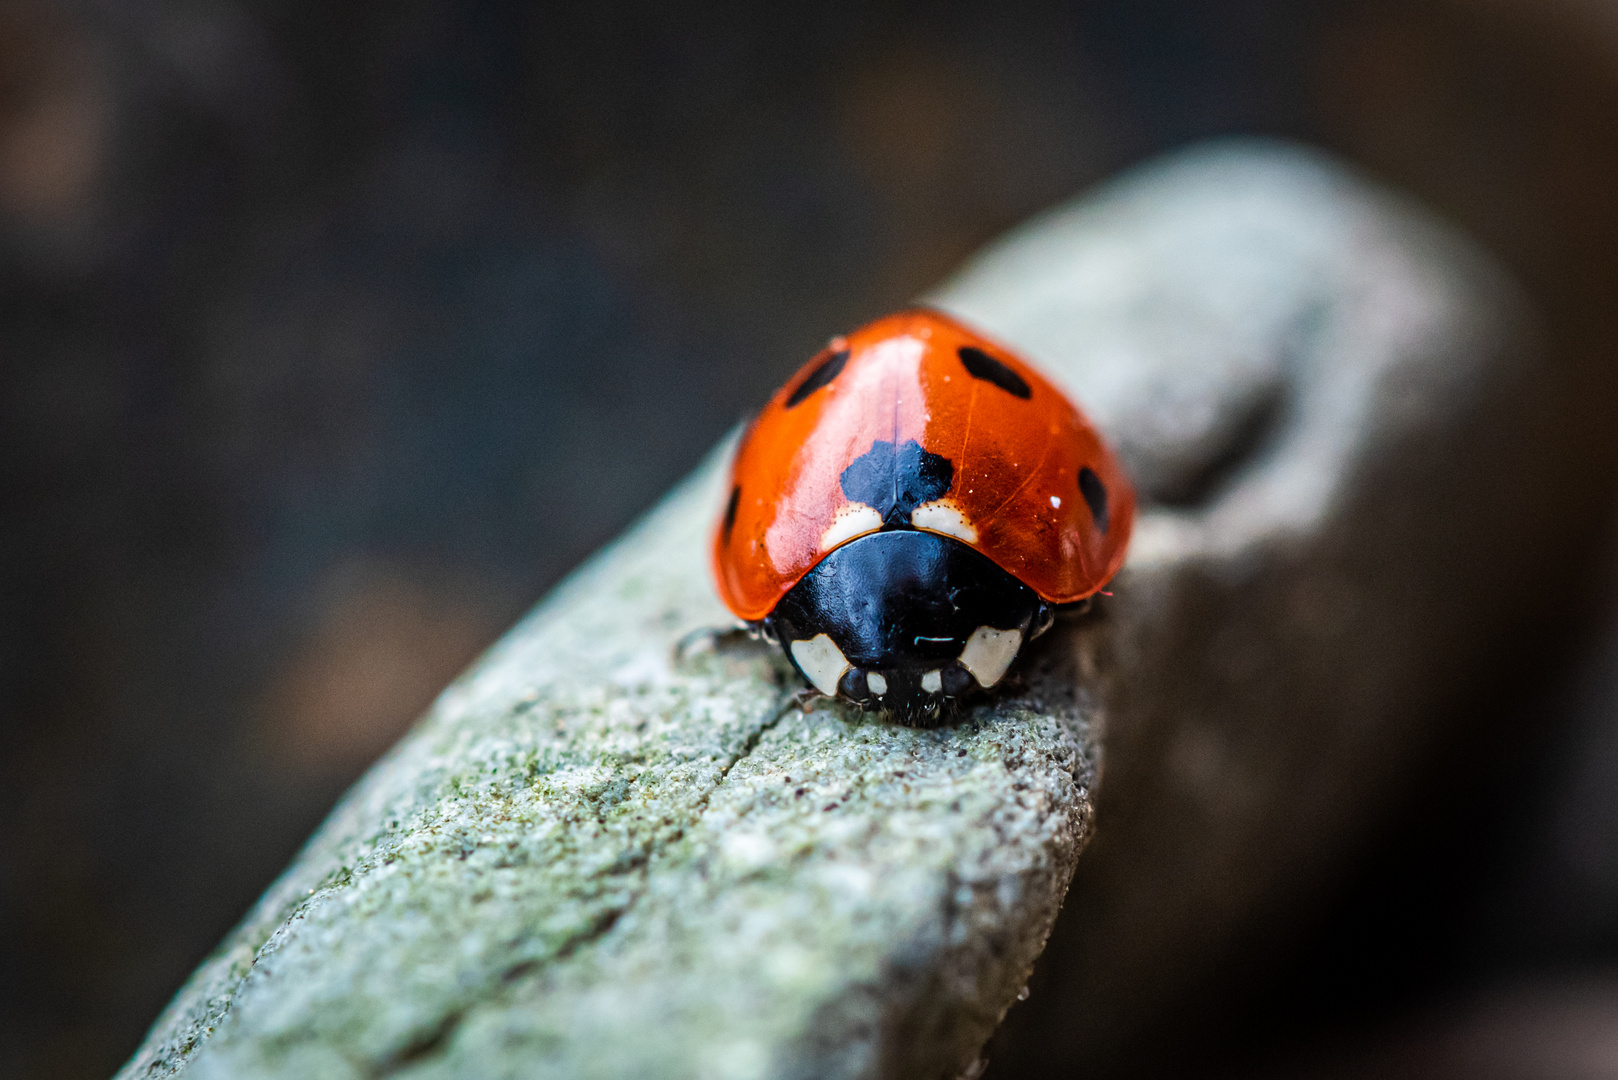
[920,670,943,694]
[959,626,1022,688]
[820,504,883,552]
[866,672,888,697]
[910,499,978,544]
[790,634,850,697]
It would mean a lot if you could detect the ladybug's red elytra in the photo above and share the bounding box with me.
[713,308,1134,721]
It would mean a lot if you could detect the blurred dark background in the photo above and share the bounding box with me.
[8,1,1618,1078]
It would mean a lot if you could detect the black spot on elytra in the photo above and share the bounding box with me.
[722,484,741,540]
[840,440,952,528]
[785,348,850,408]
[958,346,1031,399]
[1078,467,1109,533]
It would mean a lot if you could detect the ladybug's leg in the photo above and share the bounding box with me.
[998,669,1031,694]
[672,623,767,668]
[1054,597,1093,624]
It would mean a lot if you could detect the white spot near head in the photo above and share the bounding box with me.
[911,499,978,544]
[820,504,884,552]
[790,634,850,697]
[866,672,887,696]
[920,670,943,694]
[959,626,1022,688]
[1050,495,1061,508]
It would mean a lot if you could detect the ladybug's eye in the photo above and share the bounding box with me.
[785,349,850,408]
[1079,467,1109,533]
[958,346,1031,399]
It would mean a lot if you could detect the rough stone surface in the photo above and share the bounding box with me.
[932,141,1560,1076]
[120,139,1562,1079]
[116,445,1095,1080]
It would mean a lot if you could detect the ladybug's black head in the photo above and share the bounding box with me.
[763,530,1052,724]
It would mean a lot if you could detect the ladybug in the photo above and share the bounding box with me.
[713,308,1133,721]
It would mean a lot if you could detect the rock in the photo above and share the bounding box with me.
[115,453,1096,1080]
[118,139,1561,1079]
[932,140,1559,1076]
